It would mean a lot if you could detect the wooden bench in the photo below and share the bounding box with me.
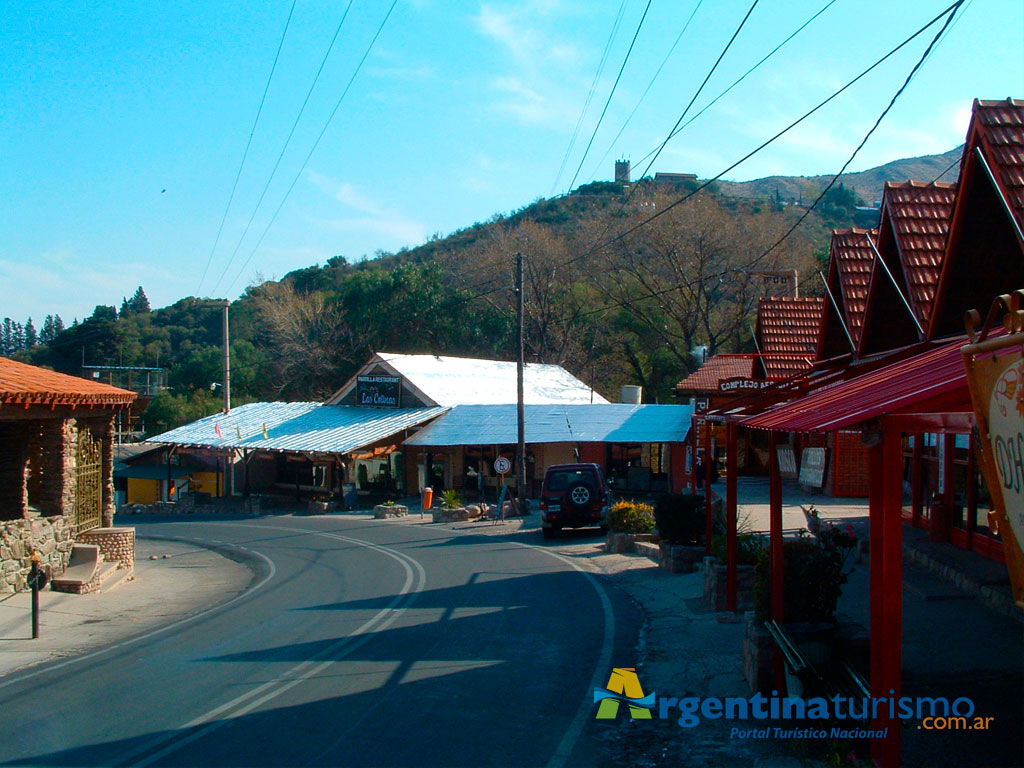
[764,619,870,707]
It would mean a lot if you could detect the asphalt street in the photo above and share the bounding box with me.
[0,516,640,768]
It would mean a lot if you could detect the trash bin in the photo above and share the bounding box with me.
[422,486,434,510]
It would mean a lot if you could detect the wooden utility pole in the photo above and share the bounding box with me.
[515,252,526,511]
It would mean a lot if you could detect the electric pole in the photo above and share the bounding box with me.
[197,298,232,497]
[515,252,526,511]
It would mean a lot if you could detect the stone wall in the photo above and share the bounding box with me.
[78,527,135,570]
[702,557,757,611]
[0,516,73,593]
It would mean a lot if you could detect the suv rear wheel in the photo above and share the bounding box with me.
[564,481,593,511]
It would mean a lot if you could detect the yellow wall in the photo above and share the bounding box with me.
[127,478,161,505]
[190,472,224,496]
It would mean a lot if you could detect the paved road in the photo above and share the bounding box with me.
[0,516,640,768]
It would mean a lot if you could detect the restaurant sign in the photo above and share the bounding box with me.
[962,290,1024,611]
[357,375,402,408]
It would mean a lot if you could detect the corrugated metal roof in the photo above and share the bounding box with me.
[0,357,135,407]
[881,181,956,327]
[148,402,448,454]
[756,297,823,378]
[740,337,970,433]
[673,354,756,393]
[404,403,693,446]
[333,353,608,406]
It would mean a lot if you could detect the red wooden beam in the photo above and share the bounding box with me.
[869,442,886,764]
[880,429,904,767]
[704,420,713,556]
[726,421,738,612]
[769,430,784,691]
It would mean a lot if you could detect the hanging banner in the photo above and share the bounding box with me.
[962,290,1024,611]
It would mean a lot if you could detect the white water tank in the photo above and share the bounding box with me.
[621,385,642,404]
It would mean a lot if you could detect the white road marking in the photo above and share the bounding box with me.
[126,523,427,768]
[0,539,276,692]
[507,541,616,768]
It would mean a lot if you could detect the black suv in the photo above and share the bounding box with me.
[539,463,612,539]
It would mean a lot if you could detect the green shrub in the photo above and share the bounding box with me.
[608,500,655,533]
[440,489,462,509]
[711,531,766,566]
[654,493,705,544]
[753,534,847,623]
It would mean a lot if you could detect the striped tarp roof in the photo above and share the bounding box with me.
[148,402,448,454]
[404,403,693,446]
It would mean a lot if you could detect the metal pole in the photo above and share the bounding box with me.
[222,303,231,414]
[515,252,526,512]
[29,552,41,639]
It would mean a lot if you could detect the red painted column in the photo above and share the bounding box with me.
[868,442,886,765]
[911,435,922,527]
[726,421,738,612]
[769,430,785,691]
[881,429,904,768]
[690,416,698,494]
[704,421,714,555]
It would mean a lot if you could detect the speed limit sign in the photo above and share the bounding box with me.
[494,456,512,475]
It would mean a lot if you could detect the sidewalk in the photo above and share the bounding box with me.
[0,536,252,678]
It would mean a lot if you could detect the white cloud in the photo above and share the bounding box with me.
[314,217,425,248]
[0,249,179,322]
[304,170,425,250]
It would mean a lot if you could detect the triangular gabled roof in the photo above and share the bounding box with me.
[831,228,877,347]
[755,297,823,378]
[859,181,955,354]
[929,98,1024,338]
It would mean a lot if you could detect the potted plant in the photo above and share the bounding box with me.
[605,500,657,553]
[373,499,409,519]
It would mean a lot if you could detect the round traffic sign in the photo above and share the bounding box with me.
[494,456,512,475]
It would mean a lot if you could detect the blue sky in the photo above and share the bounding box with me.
[2,0,1021,323]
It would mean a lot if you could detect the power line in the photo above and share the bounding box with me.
[633,0,837,169]
[550,0,630,197]
[566,0,654,192]
[574,0,761,270]
[756,0,962,263]
[564,0,964,270]
[572,1,964,321]
[210,0,357,296]
[637,0,761,182]
[197,0,298,296]
[588,0,703,182]
[222,0,399,295]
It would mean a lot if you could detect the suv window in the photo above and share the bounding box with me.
[545,470,595,492]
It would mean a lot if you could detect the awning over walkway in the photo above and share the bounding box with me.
[740,336,973,433]
[404,403,693,446]
[149,402,448,454]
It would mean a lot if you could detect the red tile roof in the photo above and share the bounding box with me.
[831,229,876,344]
[0,357,136,408]
[673,354,756,393]
[972,98,1024,231]
[880,181,956,327]
[757,297,824,378]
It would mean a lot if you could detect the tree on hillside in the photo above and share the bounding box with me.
[595,189,818,382]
